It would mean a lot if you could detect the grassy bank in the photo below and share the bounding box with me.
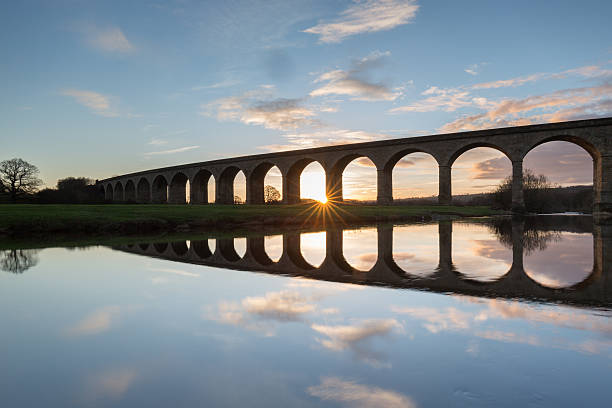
[0,203,499,238]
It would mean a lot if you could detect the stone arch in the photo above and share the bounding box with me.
[450,144,512,203]
[286,158,326,204]
[98,184,106,201]
[152,175,168,203]
[137,178,150,203]
[191,169,214,204]
[113,181,124,202]
[248,162,282,204]
[447,142,513,167]
[328,154,377,203]
[216,166,243,204]
[169,172,189,204]
[522,135,600,161]
[124,180,136,202]
[384,149,440,203]
[138,243,149,251]
[105,183,114,201]
[520,139,594,212]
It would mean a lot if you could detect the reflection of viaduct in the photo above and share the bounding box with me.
[97,118,612,215]
[115,221,612,308]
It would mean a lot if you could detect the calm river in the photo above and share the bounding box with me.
[1,216,610,407]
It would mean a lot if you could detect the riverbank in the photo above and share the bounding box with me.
[0,203,499,238]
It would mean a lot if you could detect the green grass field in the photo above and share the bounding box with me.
[0,203,499,237]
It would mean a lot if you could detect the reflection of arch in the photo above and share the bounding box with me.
[217,166,241,204]
[137,178,150,203]
[217,238,240,262]
[171,241,189,256]
[124,180,136,201]
[286,158,325,204]
[138,243,149,251]
[114,182,124,202]
[169,172,188,204]
[191,169,214,204]
[152,175,168,203]
[248,162,282,204]
[191,240,213,258]
[153,242,168,253]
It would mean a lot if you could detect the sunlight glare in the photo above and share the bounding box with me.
[301,163,327,203]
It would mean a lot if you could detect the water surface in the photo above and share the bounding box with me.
[1,216,610,407]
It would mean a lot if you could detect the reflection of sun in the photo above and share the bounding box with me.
[301,168,327,203]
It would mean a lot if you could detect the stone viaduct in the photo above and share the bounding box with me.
[97,118,612,216]
[114,220,612,308]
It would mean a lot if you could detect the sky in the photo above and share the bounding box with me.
[1,0,610,199]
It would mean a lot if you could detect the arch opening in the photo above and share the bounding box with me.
[451,147,512,205]
[191,170,214,204]
[137,178,150,203]
[520,141,593,213]
[264,235,283,262]
[341,157,377,203]
[169,172,189,204]
[300,231,326,268]
[390,152,439,204]
[124,180,136,202]
[171,241,189,256]
[393,224,439,277]
[300,161,327,203]
[113,182,124,202]
[152,175,168,204]
[343,227,377,271]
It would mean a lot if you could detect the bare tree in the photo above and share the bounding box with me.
[264,185,281,203]
[0,158,42,202]
[234,195,244,204]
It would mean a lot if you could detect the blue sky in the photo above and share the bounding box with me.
[1,0,610,197]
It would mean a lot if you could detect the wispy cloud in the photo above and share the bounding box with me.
[390,86,490,113]
[471,65,612,89]
[192,79,240,91]
[144,146,199,156]
[465,62,487,76]
[440,83,612,133]
[203,86,318,131]
[310,51,401,101]
[148,138,168,146]
[308,377,417,408]
[61,89,120,117]
[304,0,419,44]
[80,24,134,53]
[261,128,385,151]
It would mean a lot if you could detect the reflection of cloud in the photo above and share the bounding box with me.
[475,330,540,346]
[66,306,121,336]
[311,319,403,366]
[391,307,470,333]
[308,377,417,408]
[243,291,316,322]
[82,368,137,403]
[304,0,419,44]
[146,267,199,277]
